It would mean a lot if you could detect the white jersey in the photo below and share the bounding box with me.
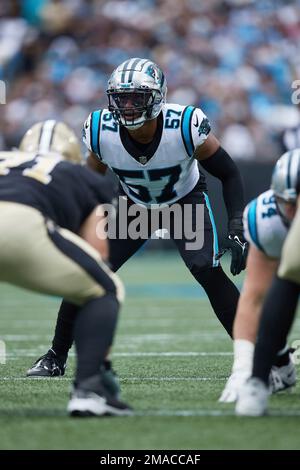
[243,189,287,259]
[83,103,211,206]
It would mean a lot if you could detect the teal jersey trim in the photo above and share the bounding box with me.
[203,192,219,267]
[247,198,264,252]
[181,106,195,157]
[90,110,102,156]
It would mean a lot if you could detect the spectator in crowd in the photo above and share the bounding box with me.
[1,0,300,161]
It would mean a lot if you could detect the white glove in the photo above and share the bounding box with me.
[219,371,250,403]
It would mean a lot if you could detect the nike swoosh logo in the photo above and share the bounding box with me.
[286,370,295,379]
[193,115,199,127]
[280,380,295,389]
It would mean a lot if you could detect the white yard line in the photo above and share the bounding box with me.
[0,376,226,382]
[0,396,297,417]
[134,410,300,417]
[4,351,233,358]
[0,333,227,341]
[0,335,52,341]
[114,352,232,357]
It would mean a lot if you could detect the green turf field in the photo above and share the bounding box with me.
[0,252,299,450]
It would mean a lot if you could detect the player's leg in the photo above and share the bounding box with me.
[0,208,119,300]
[26,301,75,377]
[0,203,132,415]
[219,245,295,402]
[171,190,239,337]
[236,276,299,416]
[219,245,270,402]
[108,193,153,270]
[28,300,121,394]
[44,224,131,415]
[26,195,149,377]
[252,277,299,388]
[236,211,300,416]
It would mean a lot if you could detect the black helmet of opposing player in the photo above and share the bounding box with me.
[271,149,300,224]
[106,58,167,130]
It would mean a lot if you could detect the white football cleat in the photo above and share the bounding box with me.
[219,371,250,403]
[67,390,133,417]
[235,377,270,417]
[67,374,133,417]
[269,354,296,394]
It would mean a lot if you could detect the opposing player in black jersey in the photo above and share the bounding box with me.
[0,120,131,417]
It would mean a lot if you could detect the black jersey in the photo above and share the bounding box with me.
[0,151,111,233]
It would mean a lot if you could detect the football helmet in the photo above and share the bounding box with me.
[106,58,167,130]
[271,149,300,223]
[19,120,83,163]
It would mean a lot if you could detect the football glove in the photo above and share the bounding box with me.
[216,217,248,275]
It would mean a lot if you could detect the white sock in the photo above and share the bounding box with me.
[232,339,255,375]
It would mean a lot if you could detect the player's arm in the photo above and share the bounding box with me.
[235,194,281,341]
[79,205,109,261]
[219,196,278,403]
[82,111,108,175]
[192,113,247,275]
[234,244,278,341]
[219,243,278,403]
[194,132,245,229]
[86,151,108,174]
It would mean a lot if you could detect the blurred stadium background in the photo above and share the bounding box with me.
[1,0,300,157]
[1,0,300,238]
[1,0,300,450]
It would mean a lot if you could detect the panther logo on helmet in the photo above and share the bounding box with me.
[145,64,162,85]
[106,58,167,130]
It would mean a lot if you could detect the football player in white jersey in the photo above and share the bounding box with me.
[236,150,300,416]
[220,152,299,403]
[27,58,248,378]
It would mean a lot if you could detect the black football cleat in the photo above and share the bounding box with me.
[269,351,296,393]
[26,349,66,377]
[67,374,133,417]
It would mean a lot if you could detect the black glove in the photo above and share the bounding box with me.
[216,216,248,275]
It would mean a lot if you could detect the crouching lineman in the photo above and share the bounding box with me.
[236,149,300,416]
[219,150,298,403]
[0,120,131,417]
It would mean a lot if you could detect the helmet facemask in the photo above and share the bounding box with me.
[107,88,163,130]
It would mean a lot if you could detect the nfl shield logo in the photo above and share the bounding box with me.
[139,156,148,164]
